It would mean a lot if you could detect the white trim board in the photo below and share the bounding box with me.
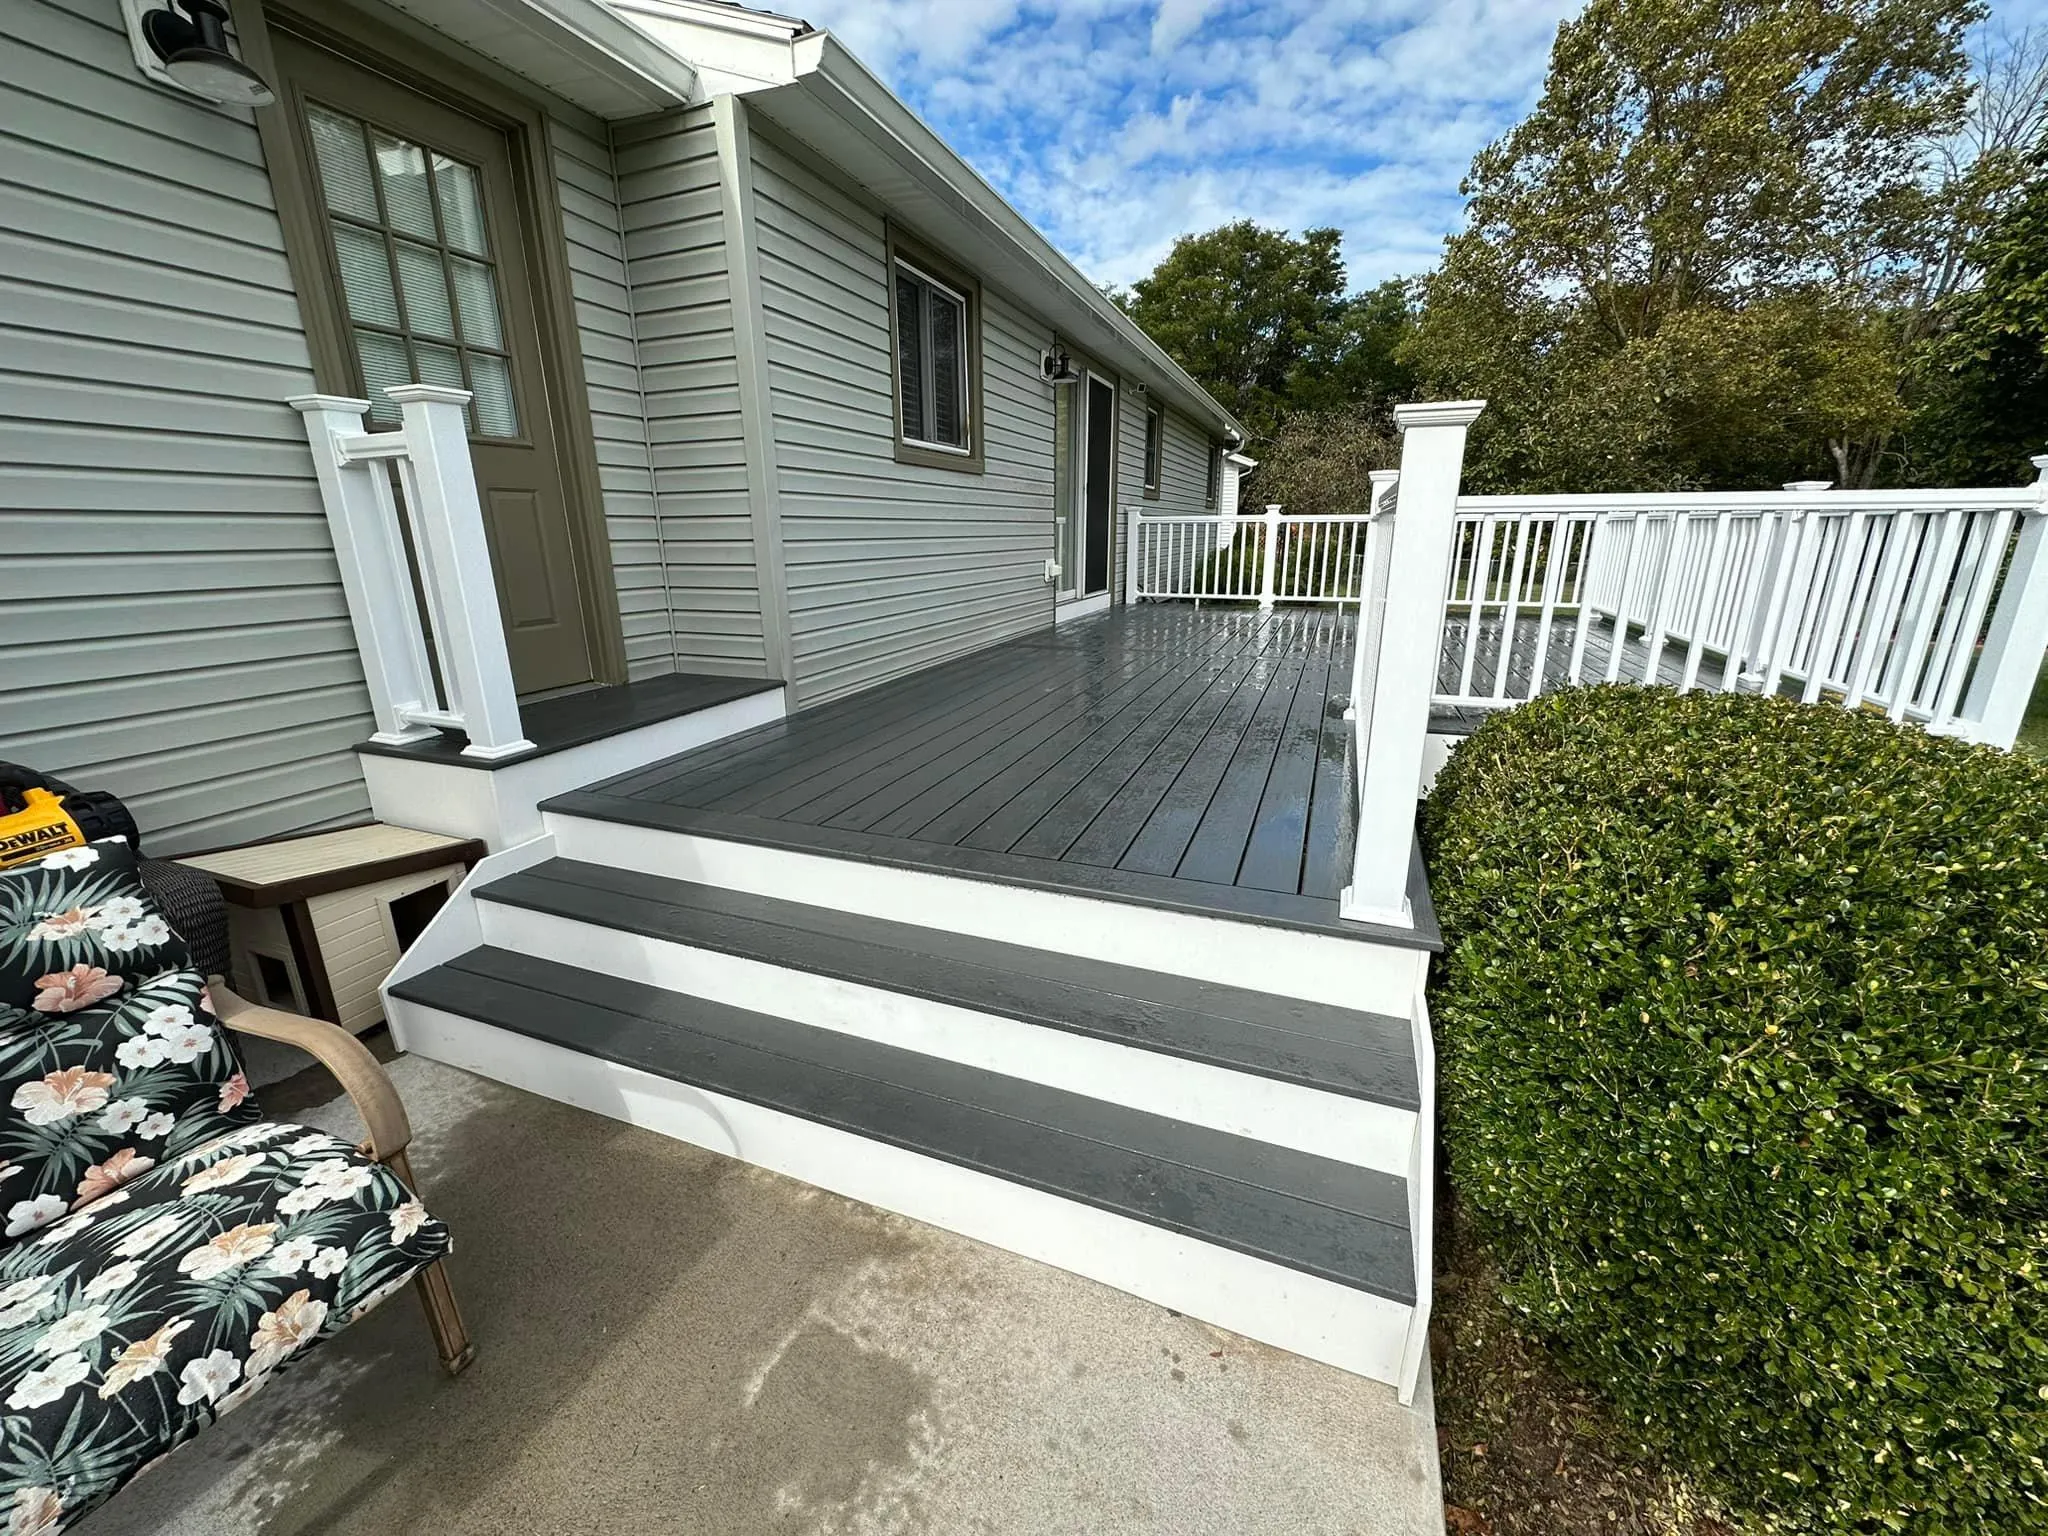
[544,812,1430,1014]
[475,898,1418,1173]
[392,999,1414,1385]
[359,685,787,850]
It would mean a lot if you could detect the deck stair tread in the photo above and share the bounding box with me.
[477,859,1418,1108]
[390,947,1415,1304]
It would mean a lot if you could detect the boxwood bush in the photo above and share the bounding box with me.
[1420,687,2048,1533]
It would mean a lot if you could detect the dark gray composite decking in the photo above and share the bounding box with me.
[549,607,1436,942]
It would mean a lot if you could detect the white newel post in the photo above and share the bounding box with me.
[386,385,535,760]
[288,394,441,747]
[1342,401,1485,927]
[1345,469,1401,727]
[1960,454,2048,748]
[1257,504,1282,611]
[1123,503,1141,605]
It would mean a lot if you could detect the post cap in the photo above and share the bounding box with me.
[286,394,373,415]
[383,384,475,406]
[1394,400,1486,430]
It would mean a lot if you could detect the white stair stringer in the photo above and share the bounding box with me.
[390,997,1418,1388]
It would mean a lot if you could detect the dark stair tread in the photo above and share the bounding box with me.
[391,948,1415,1304]
[476,859,1418,1109]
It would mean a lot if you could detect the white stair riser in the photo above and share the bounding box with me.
[476,900,1416,1174]
[545,813,1429,1015]
[392,998,1413,1386]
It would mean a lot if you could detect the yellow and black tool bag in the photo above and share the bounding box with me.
[0,764,141,871]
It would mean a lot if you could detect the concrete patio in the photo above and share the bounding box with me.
[76,1050,1443,1536]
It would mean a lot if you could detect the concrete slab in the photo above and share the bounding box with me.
[76,1055,1443,1536]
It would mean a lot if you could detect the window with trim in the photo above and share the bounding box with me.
[1205,443,1221,506]
[1142,406,1163,498]
[889,236,982,471]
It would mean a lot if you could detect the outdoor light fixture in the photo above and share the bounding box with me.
[1040,343,1081,385]
[140,0,275,107]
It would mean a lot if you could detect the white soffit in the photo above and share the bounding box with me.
[376,0,697,117]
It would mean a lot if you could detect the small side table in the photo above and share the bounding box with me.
[178,824,484,1034]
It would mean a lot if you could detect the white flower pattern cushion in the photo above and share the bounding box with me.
[0,843,259,1237]
[0,845,454,1531]
[0,1124,449,1529]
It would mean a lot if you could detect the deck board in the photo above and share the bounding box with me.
[568,607,1388,932]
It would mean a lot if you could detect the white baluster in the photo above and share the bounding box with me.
[1257,504,1282,611]
[385,385,535,760]
[1956,454,2048,745]
[288,394,441,747]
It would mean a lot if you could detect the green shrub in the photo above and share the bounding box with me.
[1420,687,2048,1534]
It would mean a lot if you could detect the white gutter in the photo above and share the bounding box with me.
[603,2,1244,442]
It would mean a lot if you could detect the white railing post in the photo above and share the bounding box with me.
[288,394,442,747]
[1257,504,1282,611]
[1123,503,1141,605]
[1343,401,1485,927]
[1959,454,2048,747]
[385,385,534,760]
[1346,470,1401,726]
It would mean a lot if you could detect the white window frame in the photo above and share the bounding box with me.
[1142,405,1164,498]
[894,257,974,457]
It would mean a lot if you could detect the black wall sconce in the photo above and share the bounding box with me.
[137,0,275,107]
[1040,342,1081,386]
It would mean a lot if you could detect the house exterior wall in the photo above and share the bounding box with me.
[0,0,375,855]
[0,0,662,853]
[747,128,1057,706]
[1114,399,1216,591]
[612,105,770,677]
[552,118,675,680]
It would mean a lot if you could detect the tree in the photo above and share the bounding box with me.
[1906,149,2048,483]
[1121,222,1349,437]
[1408,0,1988,489]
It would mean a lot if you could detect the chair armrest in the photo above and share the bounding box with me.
[208,981,412,1162]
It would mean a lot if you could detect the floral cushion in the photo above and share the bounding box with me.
[0,846,258,1241]
[0,1121,452,1532]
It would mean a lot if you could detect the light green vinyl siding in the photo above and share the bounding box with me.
[748,131,1055,706]
[612,105,768,676]
[0,0,373,854]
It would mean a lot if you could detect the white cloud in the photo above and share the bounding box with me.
[790,0,2046,291]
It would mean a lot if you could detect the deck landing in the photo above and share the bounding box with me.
[552,608,1431,944]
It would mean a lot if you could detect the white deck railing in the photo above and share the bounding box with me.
[1128,503,1379,607]
[1440,481,2048,731]
[1129,408,2048,932]
[290,387,533,759]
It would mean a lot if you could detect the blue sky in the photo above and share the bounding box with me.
[797,0,2048,294]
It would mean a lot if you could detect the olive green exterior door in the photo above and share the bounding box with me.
[271,31,600,697]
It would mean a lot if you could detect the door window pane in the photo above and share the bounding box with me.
[449,257,504,347]
[469,354,519,437]
[307,106,378,221]
[373,133,438,240]
[301,102,523,440]
[394,240,456,339]
[413,342,467,393]
[356,330,411,425]
[433,154,489,255]
[331,222,399,327]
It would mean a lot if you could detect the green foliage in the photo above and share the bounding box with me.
[1248,403,1400,517]
[1122,224,1418,439]
[1407,0,1989,490]
[1906,151,2048,485]
[1421,687,2048,1532]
